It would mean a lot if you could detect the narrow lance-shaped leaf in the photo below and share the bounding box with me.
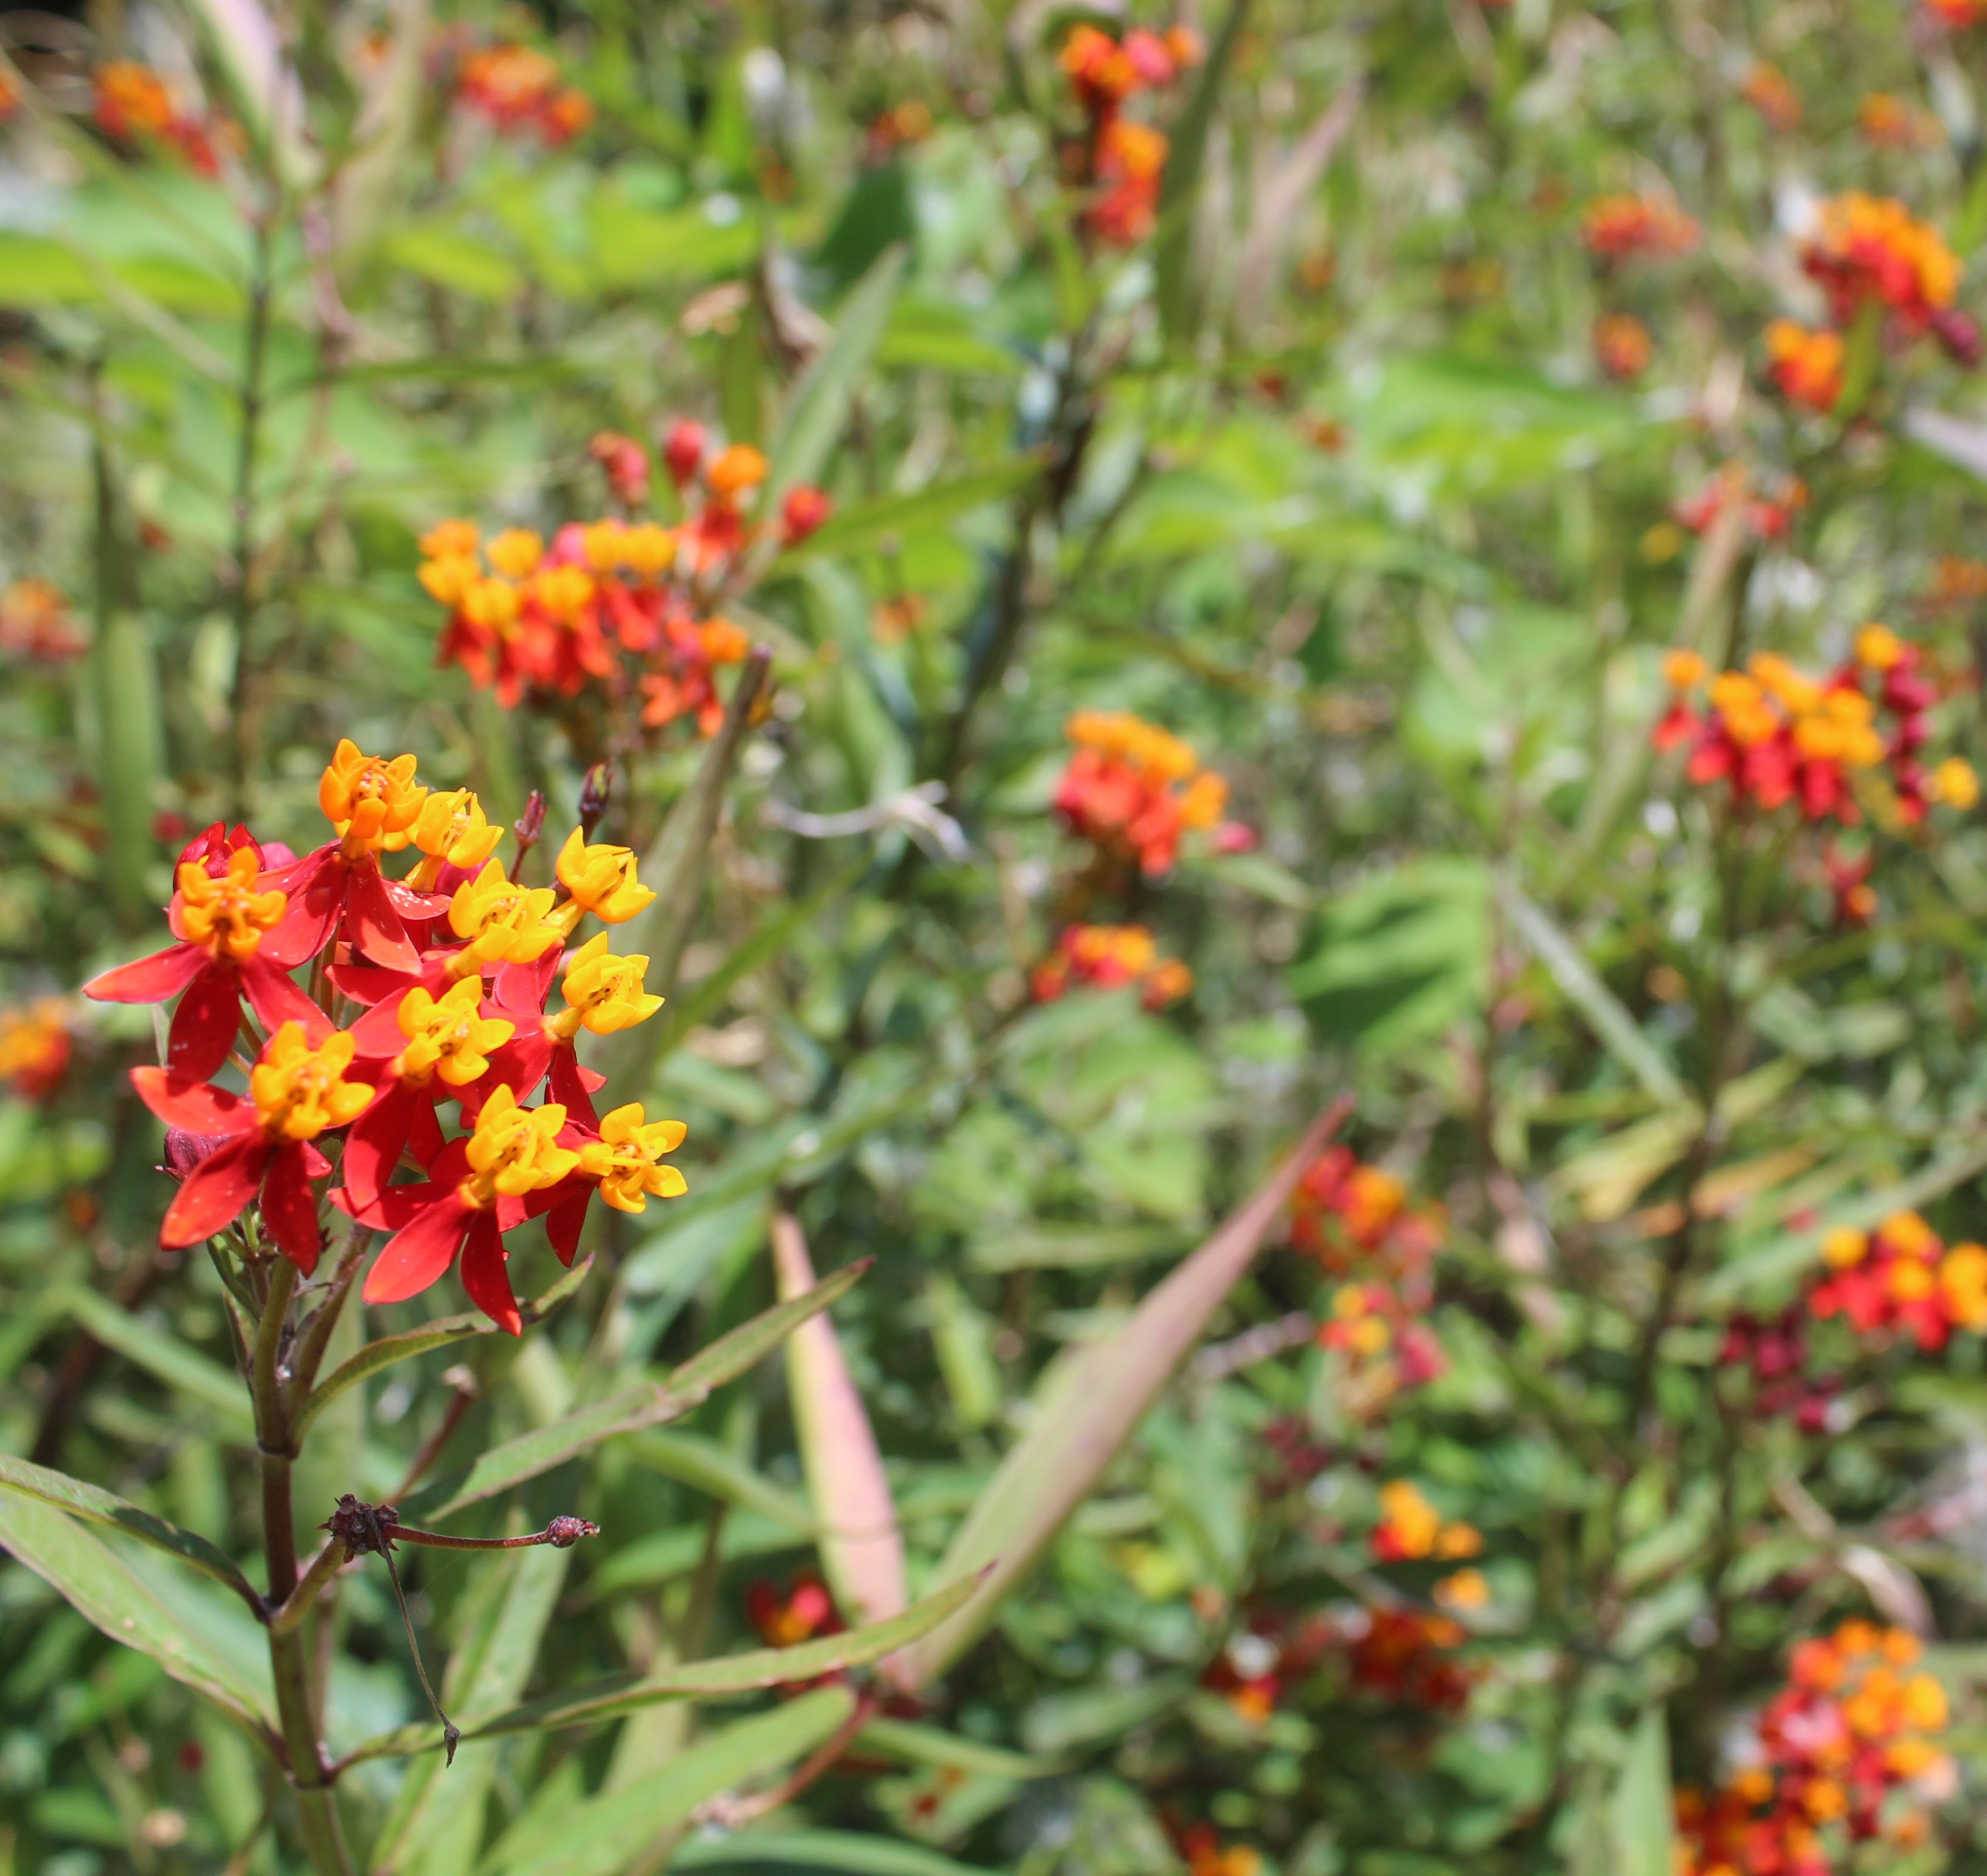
[886,1098,1350,1692]
[62,1287,255,1439]
[340,1568,984,1765]
[498,1688,858,1876]
[621,1429,818,1533]
[1153,0,1255,344]
[597,647,772,1104]
[766,244,908,503]
[397,1262,870,1522]
[90,418,165,934]
[772,1212,907,1628]
[293,1256,592,1439]
[0,1453,263,1616]
[0,1492,276,1736]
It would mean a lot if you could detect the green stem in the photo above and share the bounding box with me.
[252,1258,354,1874]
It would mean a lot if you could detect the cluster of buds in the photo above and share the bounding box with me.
[1580,192,1700,263]
[1319,1283,1446,1402]
[1593,311,1653,382]
[1655,633,1978,827]
[1718,1308,1840,1430]
[1808,1212,1987,1352]
[1370,1480,1482,1569]
[92,62,232,175]
[1766,194,1979,408]
[83,741,687,1332]
[1057,22,1203,245]
[452,42,593,145]
[0,998,76,1102]
[1673,466,1808,543]
[1028,924,1192,1010]
[0,578,86,661]
[1742,63,1802,131]
[1678,1622,1951,1876]
[1200,1616,1323,1725]
[1053,710,1230,878]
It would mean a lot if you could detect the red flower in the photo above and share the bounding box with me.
[84,827,326,1078]
[131,1023,373,1271]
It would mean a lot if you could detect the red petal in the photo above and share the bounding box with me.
[548,1047,599,1128]
[239,954,333,1046]
[131,1067,256,1135]
[329,961,426,1008]
[458,1212,521,1334]
[341,1077,420,1211]
[349,990,414,1056]
[161,1134,270,1246]
[407,1098,446,1170]
[494,951,562,1015]
[363,1195,474,1305]
[346,861,420,972]
[263,847,338,964]
[261,1144,323,1274]
[483,1032,556,1108]
[546,1188,591,1266]
[86,944,207,1005]
[381,877,451,921]
[167,962,243,1080]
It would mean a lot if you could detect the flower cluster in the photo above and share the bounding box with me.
[1678,1622,1951,1876]
[1370,1480,1482,1566]
[93,62,231,174]
[1058,23,1203,245]
[1770,193,1978,396]
[1718,1308,1840,1430]
[1593,311,1653,382]
[1580,192,1700,262]
[1178,1826,1262,1876]
[454,42,593,145]
[0,578,86,661]
[1673,467,1808,543]
[746,1573,842,1648]
[423,428,823,734]
[0,999,76,1102]
[1808,1212,1987,1352]
[1029,924,1192,1010]
[1743,63,1802,131]
[1655,634,1977,827]
[1765,320,1846,412]
[1859,93,1941,150]
[1334,1606,1475,1714]
[1053,710,1228,877]
[85,742,686,1332]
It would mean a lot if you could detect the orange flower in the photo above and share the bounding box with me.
[1742,63,1802,130]
[1054,710,1230,874]
[1765,320,1845,411]
[1803,192,1959,328]
[1594,312,1652,381]
[1580,192,1700,260]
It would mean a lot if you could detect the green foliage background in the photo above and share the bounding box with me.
[6,2,1987,1874]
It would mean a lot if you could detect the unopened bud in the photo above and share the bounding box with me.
[546,1515,601,1548]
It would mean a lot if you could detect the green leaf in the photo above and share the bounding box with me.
[1611,1709,1676,1876]
[674,1831,998,1876]
[0,1492,274,1735]
[1154,0,1254,342]
[397,1263,868,1524]
[369,1537,575,1875]
[488,1688,857,1876]
[767,244,908,504]
[1502,883,1685,1105]
[0,234,101,306]
[668,1257,873,1397]
[877,300,1023,376]
[60,1289,253,1438]
[790,459,1044,561]
[621,1429,818,1532]
[855,1716,1059,1780]
[886,1102,1347,1692]
[596,650,773,1102]
[0,1454,261,1617]
[294,1257,592,1439]
[343,1572,982,1764]
[378,225,525,300]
